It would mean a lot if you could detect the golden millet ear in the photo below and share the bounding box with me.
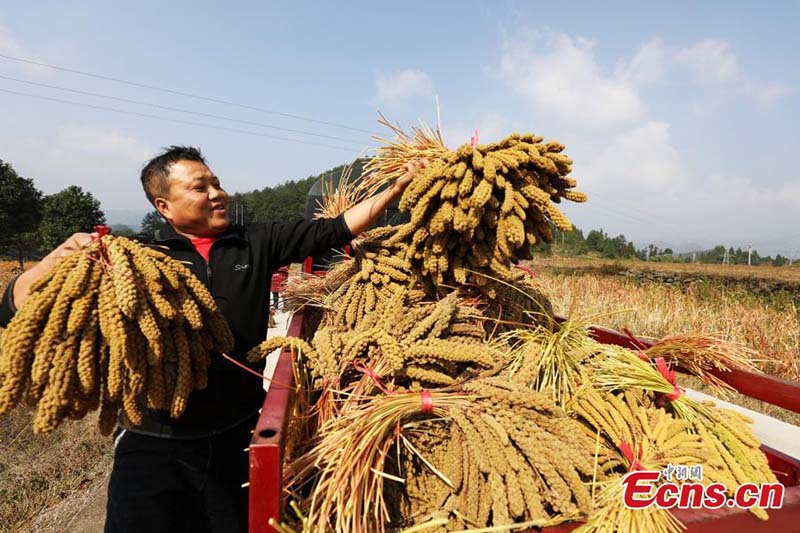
[0,235,237,433]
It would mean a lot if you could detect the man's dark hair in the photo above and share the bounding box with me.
[140,146,207,205]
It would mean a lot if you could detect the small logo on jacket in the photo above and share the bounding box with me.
[235,264,250,271]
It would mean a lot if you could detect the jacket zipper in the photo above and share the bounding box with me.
[206,248,213,289]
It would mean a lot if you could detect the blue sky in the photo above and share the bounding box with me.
[1,1,798,256]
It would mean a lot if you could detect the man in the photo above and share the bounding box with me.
[0,146,426,532]
[270,265,289,309]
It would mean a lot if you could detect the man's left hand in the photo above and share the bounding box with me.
[394,158,429,192]
[343,157,430,236]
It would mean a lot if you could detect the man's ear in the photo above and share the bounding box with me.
[154,198,172,222]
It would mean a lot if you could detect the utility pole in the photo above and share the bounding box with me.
[722,248,728,265]
[692,252,696,263]
[747,243,752,266]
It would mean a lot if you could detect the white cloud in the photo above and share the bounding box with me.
[743,80,790,106]
[582,121,682,191]
[0,23,33,57]
[675,39,789,104]
[616,37,788,105]
[492,29,794,251]
[571,143,800,247]
[676,39,739,82]
[498,30,645,127]
[0,24,49,76]
[47,123,152,169]
[615,38,668,85]
[571,150,800,248]
[2,123,154,210]
[775,180,800,208]
[701,174,800,210]
[371,69,434,106]
[668,173,800,245]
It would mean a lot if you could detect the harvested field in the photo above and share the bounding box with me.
[531,260,799,379]
[530,257,800,423]
[531,255,800,284]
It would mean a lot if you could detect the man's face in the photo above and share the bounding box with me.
[155,159,229,238]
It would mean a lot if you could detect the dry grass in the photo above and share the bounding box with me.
[361,112,449,196]
[0,263,23,288]
[0,261,113,533]
[529,259,800,426]
[313,159,367,220]
[532,269,799,380]
[532,255,800,283]
[0,407,112,532]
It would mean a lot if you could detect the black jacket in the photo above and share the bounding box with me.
[0,216,353,438]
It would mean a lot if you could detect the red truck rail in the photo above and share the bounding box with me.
[249,311,800,532]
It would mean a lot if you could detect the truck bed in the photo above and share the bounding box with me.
[248,311,800,533]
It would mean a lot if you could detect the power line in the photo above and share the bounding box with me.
[0,87,361,153]
[570,203,679,241]
[575,200,694,241]
[576,194,782,252]
[0,74,367,146]
[750,231,800,246]
[581,189,695,237]
[570,202,712,254]
[588,192,800,254]
[0,52,377,135]
[585,190,672,224]
[572,202,651,227]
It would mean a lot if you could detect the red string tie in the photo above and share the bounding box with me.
[352,359,393,395]
[420,391,434,414]
[655,357,683,402]
[513,264,537,278]
[619,441,644,472]
[93,225,111,240]
[470,129,480,148]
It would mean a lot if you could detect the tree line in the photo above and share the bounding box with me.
[539,227,790,266]
[227,161,360,224]
[0,160,105,267]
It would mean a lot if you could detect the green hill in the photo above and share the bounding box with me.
[229,160,365,223]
